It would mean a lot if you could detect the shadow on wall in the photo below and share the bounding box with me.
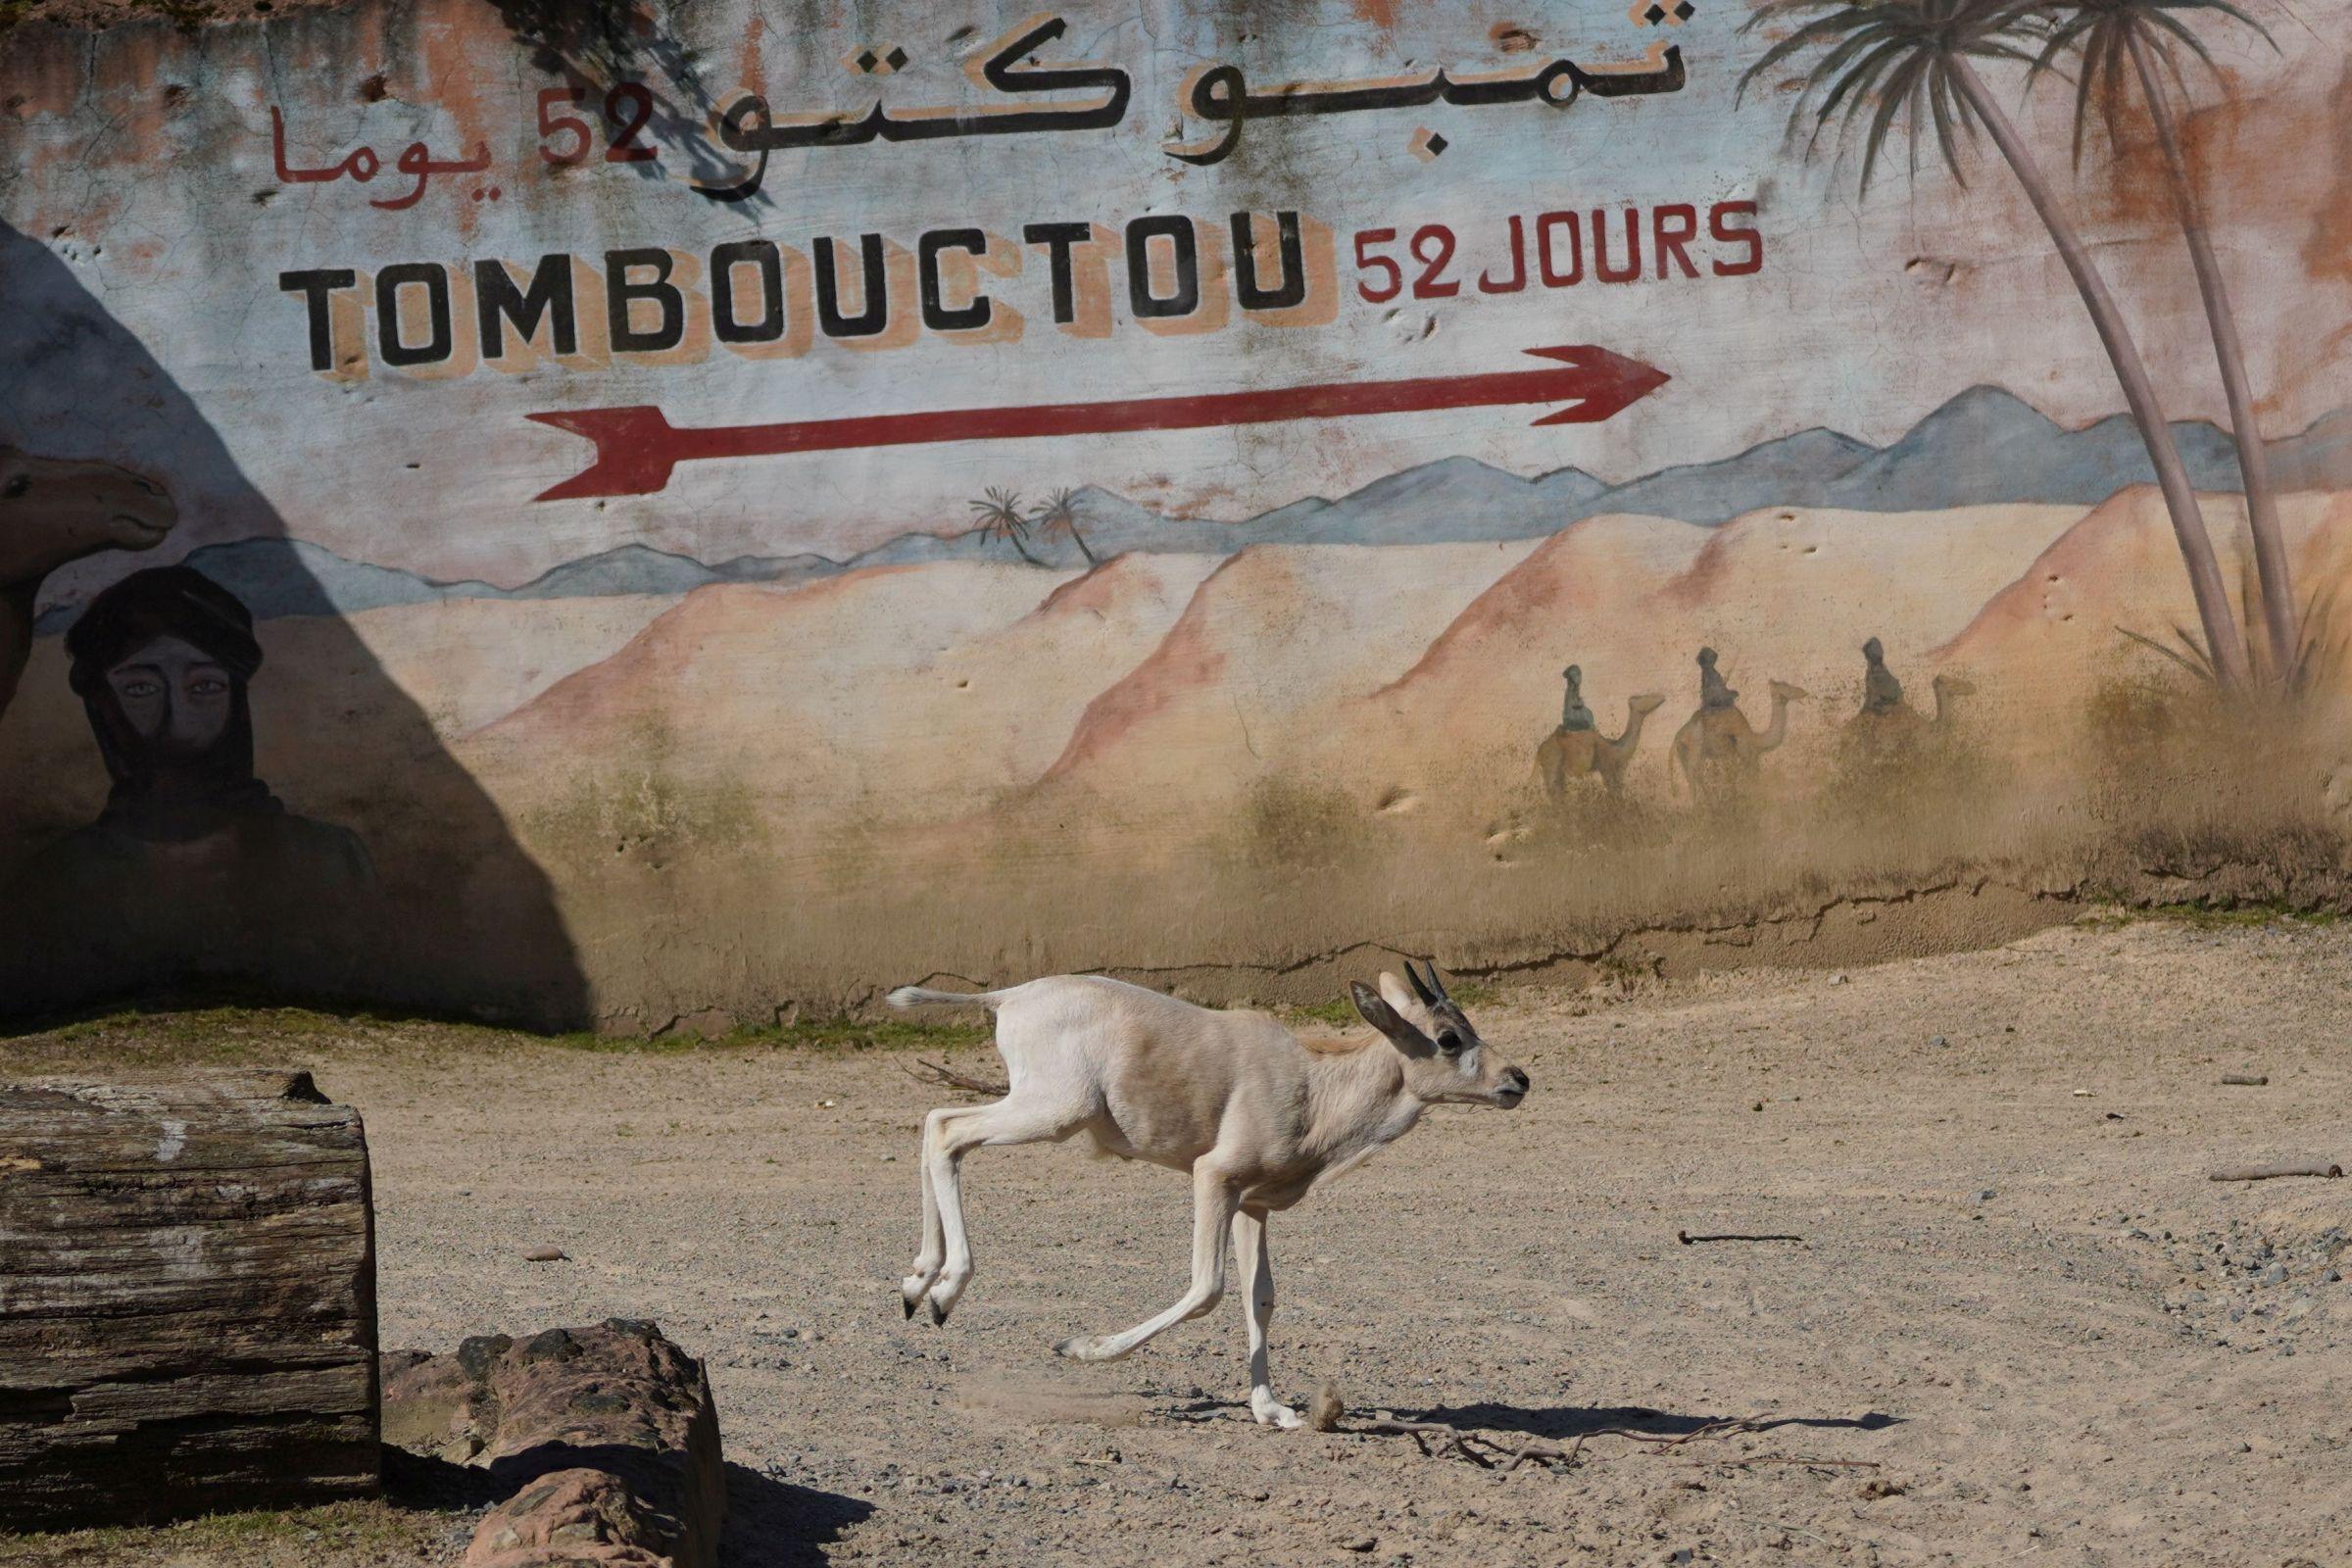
[0,220,589,1029]
[485,0,766,207]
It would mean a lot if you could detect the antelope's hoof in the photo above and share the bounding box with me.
[1055,1334,1124,1362]
[929,1298,951,1326]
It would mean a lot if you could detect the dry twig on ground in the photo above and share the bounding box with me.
[1349,1410,1876,1474]
[903,1058,1008,1098]
[2209,1159,2341,1181]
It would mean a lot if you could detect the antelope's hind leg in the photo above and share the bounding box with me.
[1055,1158,1241,1363]
[900,1106,956,1319]
[918,1093,1086,1326]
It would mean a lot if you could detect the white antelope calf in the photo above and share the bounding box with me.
[887,962,1528,1428]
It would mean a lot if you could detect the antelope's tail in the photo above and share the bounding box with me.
[886,985,1012,1010]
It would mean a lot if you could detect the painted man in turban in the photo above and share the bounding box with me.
[1558,664,1596,733]
[1859,637,1906,717]
[1696,646,1739,710]
[5,566,376,1001]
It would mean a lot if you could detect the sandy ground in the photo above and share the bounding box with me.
[7,915,2352,1567]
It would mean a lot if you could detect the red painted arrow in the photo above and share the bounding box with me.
[526,343,1668,502]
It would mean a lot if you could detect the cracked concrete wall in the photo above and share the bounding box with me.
[1,0,2348,1027]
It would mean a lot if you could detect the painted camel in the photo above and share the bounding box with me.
[1847,673,1977,745]
[0,444,177,720]
[1537,693,1666,798]
[1671,680,1809,801]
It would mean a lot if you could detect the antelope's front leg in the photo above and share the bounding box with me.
[1055,1158,1239,1363]
[1231,1207,1303,1429]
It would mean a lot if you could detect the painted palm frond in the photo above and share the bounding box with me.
[1738,0,2044,192]
[1030,487,1098,565]
[1030,488,1078,534]
[969,487,1026,540]
[2024,0,2274,168]
[969,486,1044,564]
[2117,622,2220,683]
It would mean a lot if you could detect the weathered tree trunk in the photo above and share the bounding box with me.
[1951,58,2252,692]
[0,1068,379,1529]
[2126,26,2298,680]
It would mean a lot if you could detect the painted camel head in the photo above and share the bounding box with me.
[1627,693,1667,717]
[0,444,177,587]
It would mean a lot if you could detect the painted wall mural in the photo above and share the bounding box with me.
[0,0,2346,1028]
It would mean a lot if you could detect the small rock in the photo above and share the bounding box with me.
[1309,1380,1345,1432]
[1929,1035,1948,1048]
[1829,974,1847,986]
[1972,1189,1996,1204]
[880,1153,898,1163]
[523,1246,567,1263]
[1339,1536,1377,1552]
[2262,1264,2288,1286]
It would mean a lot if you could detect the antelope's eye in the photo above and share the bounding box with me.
[1437,1032,1463,1055]
[1,475,28,500]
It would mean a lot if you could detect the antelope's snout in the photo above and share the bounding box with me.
[1494,1065,1530,1107]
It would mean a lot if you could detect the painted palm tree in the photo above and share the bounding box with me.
[969,487,1043,565]
[1031,488,1100,566]
[1740,0,2251,690]
[2026,0,2294,681]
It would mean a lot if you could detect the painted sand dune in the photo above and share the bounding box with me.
[1032,540,1539,813]
[465,556,1225,825]
[412,488,2352,853]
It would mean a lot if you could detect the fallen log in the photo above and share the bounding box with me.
[0,1069,379,1528]
[2208,1160,2342,1182]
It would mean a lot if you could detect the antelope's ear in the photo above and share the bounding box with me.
[1350,981,1420,1044]
[1377,969,1429,1026]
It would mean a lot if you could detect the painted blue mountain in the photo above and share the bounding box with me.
[31,540,840,628]
[1821,387,2244,510]
[32,389,2352,628]
[1576,427,1877,524]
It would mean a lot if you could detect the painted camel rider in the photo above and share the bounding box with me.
[1859,636,1905,716]
[1558,664,1596,733]
[1696,646,1738,710]
[3,565,379,1004]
